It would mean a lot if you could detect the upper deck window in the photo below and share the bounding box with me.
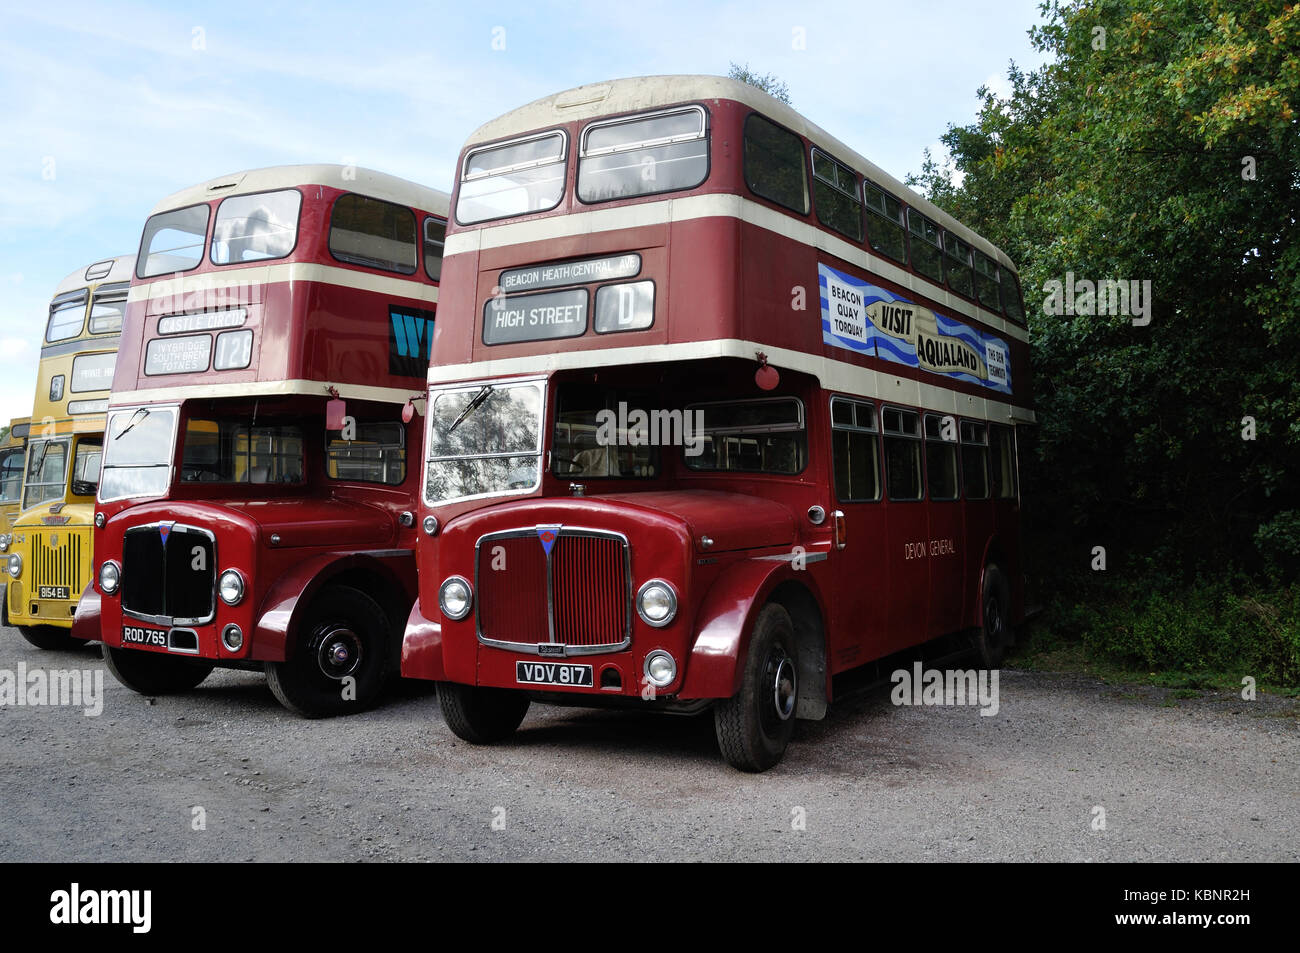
[424,218,446,281]
[46,290,87,343]
[944,232,975,299]
[138,204,210,278]
[811,150,862,241]
[863,182,907,264]
[1002,272,1026,324]
[743,114,808,214]
[210,189,302,265]
[457,132,567,225]
[88,282,129,334]
[329,193,417,274]
[907,209,943,283]
[578,106,708,203]
[974,251,1001,313]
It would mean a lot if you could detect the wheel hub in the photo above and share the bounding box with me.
[314,626,362,680]
[772,654,796,722]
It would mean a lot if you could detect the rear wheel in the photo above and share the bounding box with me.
[714,603,798,772]
[102,644,215,695]
[975,564,1009,669]
[265,585,389,718]
[18,625,80,651]
[437,682,530,744]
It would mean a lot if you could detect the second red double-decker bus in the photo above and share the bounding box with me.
[74,165,449,717]
[403,76,1035,770]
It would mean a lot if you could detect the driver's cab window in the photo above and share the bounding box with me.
[71,439,102,496]
[551,384,660,479]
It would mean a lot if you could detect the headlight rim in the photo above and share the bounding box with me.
[636,579,678,628]
[98,559,121,594]
[6,553,21,579]
[218,568,246,606]
[438,575,473,622]
[643,649,677,688]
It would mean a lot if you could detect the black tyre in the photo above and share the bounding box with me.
[102,644,215,695]
[975,564,1009,669]
[17,625,79,651]
[714,603,799,772]
[265,585,390,718]
[437,681,530,744]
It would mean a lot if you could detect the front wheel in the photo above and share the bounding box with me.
[714,603,799,772]
[18,625,79,651]
[102,644,215,695]
[437,681,530,744]
[265,585,390,718]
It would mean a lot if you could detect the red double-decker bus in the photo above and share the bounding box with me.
[73,165,449,717]
[402,76,1035,770]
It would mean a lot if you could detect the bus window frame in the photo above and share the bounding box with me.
[88,281,130,336]
[810,147,864,242]
[137,202,212,279]
[45,289,88,344]
[742,112,810,216]
[973,250,1003,316]
[923,412,961,502]
[862,179,909,266]
[906,209,944,284]
[942,231,977,303]
[830,395,882,503]
[959,418,990,501]
[326,419,407,486]
[424,216,447,282]
[683,395,808,477]
[328,192,419,276]
[576,104,711,206]
[881,404,925,503]
[208,187,303,267]
[456,129,570,227]
[97,404,181,505]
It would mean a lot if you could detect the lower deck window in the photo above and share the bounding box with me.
[327,421,405,485]
[685,397,806,475]
[181,419,304,484]
[883,406,922,500]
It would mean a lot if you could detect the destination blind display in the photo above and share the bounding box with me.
[499,253,640,292]
[484,288,588,345]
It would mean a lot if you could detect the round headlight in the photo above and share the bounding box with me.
[7,553,21,579]
[0,533,9,552]
[98,560,120,594]
[636,580,678,628]
[422,515,439,536]
[644,650,677,688]
[438,576,472,621]
[218,569,245,606]
[94,512,105,529]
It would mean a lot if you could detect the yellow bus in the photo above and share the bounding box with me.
[6,256,131,649]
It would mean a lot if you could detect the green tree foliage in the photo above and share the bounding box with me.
[727,62,792,105]
[912,0,1300,583]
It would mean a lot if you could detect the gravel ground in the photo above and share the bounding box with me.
[1,624,1296,862]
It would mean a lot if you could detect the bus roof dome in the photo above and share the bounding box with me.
[52,254,135,297]
[148,164,450,219]
[466,75,1014,273]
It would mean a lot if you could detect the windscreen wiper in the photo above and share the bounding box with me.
[114,407,150,441]
[447,385,494,435]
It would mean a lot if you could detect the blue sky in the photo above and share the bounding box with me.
[0,0,1048,425]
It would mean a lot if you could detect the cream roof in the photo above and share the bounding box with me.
[147,164,450,218]
[465,75,1015,273]
[51,255,136,298]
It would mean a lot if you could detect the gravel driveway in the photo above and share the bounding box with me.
[1,624,1296,862]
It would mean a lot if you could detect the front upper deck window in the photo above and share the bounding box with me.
[457,132,567,225]
[88,282,129,334]
[684,397,806,475]
[425,380,544,504]
[329,194,417,274]
[98,406,178,502]
[577,106,708,203]
[138,204,210,278]
[743,114,808,214]
[46,290,87,343]
[210,189,302,264]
